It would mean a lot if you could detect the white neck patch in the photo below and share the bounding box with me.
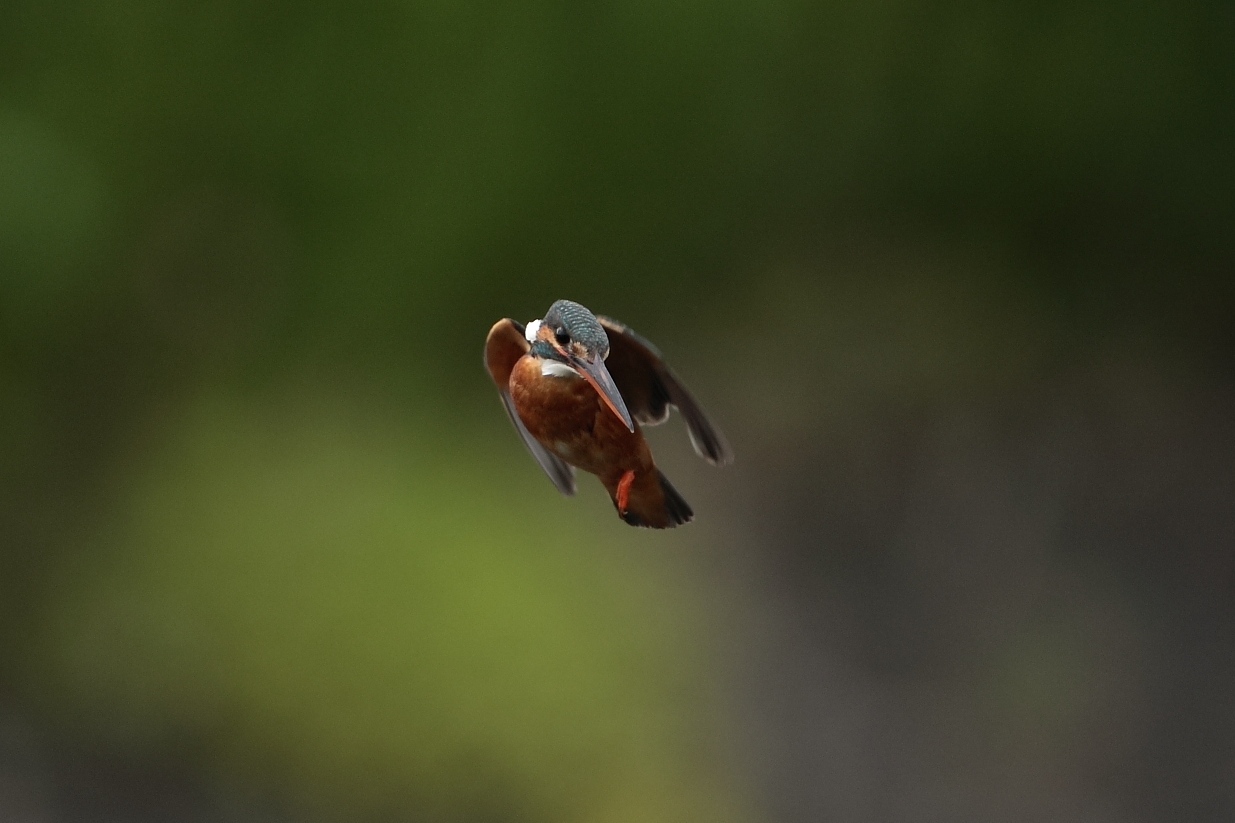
[524,319,542,344]
[540,360,579,379]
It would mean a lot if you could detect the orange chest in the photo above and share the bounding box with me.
[508,356,649,475]
[509,356,598,441]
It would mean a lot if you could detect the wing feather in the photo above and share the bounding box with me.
[597,316,733,465]
[484,318,576,495]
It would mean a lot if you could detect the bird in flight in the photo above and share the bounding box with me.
[485,299,732,528]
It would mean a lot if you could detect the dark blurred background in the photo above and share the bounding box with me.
[2,2,1233,821]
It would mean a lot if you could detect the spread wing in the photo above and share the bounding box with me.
[484,318,576,495]
[597,316,733,466]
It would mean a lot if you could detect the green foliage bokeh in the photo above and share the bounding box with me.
[0,1,1230,819]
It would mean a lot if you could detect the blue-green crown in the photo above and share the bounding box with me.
[543,299,609,358]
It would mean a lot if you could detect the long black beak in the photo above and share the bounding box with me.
[572,354,635,432]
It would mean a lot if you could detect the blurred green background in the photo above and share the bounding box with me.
[1,2,1232,821]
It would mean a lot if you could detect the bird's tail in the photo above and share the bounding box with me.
[608,468,693,529]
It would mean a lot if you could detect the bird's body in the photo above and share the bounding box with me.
[508,352,682,527]
[485,300,730,528]
[508,352,642,478]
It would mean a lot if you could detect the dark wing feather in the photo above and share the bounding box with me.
[597,316,734,466]
[484,318,576,495]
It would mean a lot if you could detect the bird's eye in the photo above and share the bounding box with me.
[554,328,570,346]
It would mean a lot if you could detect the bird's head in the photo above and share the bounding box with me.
[526,299,633,431]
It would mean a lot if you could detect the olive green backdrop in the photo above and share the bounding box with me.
[1,2,1232,821]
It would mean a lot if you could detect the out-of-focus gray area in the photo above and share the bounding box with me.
[2,3,1232,821]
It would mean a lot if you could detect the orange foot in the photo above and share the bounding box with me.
[616,469,636,516]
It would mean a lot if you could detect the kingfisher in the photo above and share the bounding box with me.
[485,299,732,528]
